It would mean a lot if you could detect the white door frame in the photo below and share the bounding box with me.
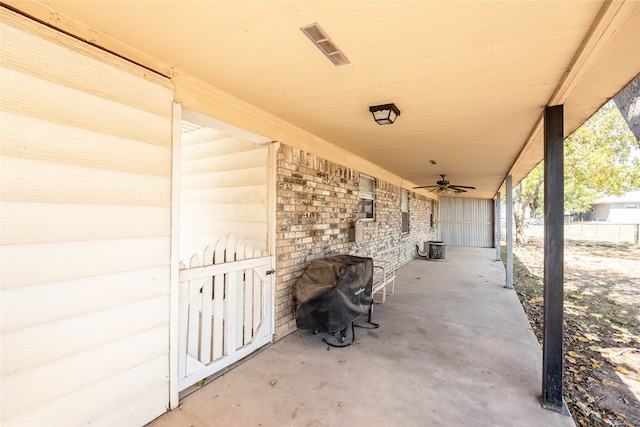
[168,104,277,409]
[169,102,183,409]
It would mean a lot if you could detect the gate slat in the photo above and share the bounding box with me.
[198,277,213,364]
[199,246,214,364]
[253,269,262,334]
[227,237,244,350]
[224,270,237,355]
[213,239,225,360]
[187,280,202,370]
[243,244,254,343]
[253,249,263,333]
[223,237,235,355]
[178,273,189,379]
[187,254,203,368]
[235,241,247,346]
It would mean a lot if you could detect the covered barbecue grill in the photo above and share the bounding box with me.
[296,255,375,345]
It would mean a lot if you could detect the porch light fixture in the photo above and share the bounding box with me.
[369,103,401,125]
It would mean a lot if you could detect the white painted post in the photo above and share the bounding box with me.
[506,176,514,289]
[268,143,279,339]
[169,102,182,409]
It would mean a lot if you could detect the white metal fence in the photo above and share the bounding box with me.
[524,222,640,245]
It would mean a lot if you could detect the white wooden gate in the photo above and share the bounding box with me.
[177,236,274,391]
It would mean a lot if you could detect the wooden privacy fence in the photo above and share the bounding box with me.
[178,236,274,391]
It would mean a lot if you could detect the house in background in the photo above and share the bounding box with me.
[589,190,640,223]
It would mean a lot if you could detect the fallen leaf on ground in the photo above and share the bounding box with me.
[601,379,620,388]
[613,366,630,374]
[576,401,590,416]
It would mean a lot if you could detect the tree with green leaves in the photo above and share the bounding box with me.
[513,100,640,245]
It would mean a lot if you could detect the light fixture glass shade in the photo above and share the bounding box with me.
[369,103,401,125]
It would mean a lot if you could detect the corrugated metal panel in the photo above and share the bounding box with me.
[439,197,494,247]
[1,10,172,426]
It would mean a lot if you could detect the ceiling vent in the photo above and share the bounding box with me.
[300,23,350,66]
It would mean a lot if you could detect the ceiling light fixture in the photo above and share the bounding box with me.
[369,103,401,125]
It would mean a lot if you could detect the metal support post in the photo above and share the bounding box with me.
[542,104,568,414]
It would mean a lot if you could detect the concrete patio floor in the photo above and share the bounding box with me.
[148,246,575,427]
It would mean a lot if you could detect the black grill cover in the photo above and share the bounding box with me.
[296,255,373,333]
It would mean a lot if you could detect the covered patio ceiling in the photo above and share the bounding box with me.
[8,1,639,199]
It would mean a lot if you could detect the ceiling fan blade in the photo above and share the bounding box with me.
[428,187,440,193]
[413,185,438,189]
[450,185,476,189]
[452,188,467,193]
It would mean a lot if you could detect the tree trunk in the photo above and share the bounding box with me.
[514,210,527,246]
[613,74,640,148]
[514,184,528,245]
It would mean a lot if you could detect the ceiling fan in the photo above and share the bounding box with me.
[413,174,476,194]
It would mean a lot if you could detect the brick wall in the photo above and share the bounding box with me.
[274,145,439,338]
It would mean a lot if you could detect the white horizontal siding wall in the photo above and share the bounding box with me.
[180,127,269,262]
[1,9,173,427]
[439,197,494,247]
[607,204,640,223]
